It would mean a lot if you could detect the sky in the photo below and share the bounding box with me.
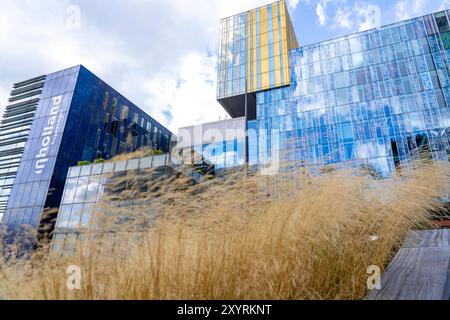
[0,0,449,133]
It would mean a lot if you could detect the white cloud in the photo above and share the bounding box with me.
[395,0,450,21]
[145,52,228,132]
[287,0,301,11]
[333,7,354,30]
[354,3,381,31]
[0,0,289,133]
[314,0,381,32]
[316,0,330,26]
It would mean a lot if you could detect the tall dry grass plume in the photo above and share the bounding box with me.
[0,158,448,300]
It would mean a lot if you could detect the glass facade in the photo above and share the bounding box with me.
[255,10,450,178]
[51,155,206,255]
[0,65,173,238]
[178,117,246,171]
[217,0,298,119]
[217,0,298,98]
[0,75,46,220]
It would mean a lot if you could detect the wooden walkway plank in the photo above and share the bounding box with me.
[403,230,450,248]
[367,229,450,300]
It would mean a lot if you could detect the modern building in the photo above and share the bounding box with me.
[4,1,450,252]
[182,1,450,181]
[255,7,450,178]
[178,117,248,171]
[51,153,212,255]
[217,0,298,119]
[0,65,173,239]
[47,2,450,254]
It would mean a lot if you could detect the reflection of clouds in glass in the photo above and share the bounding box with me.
[80,204,94,228]
[85,177,101,203]
[356,141,391,176]
[67,204,83,229]
[356,141,387,159]
[56,205,71,228]
[62,178,77,204]
[74,177,89,203]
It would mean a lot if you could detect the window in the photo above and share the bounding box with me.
[114,161,127,172]
[139,157,152,169]
[111,98,118,115]
[62,178,78,204]
[95,129,102,149]
[110,118,119,136]
[120,105,129,121]
[352,51,364,68]
[381,29,392,45]
[68,166,81,178]
[102,162,114,174]
[57,205,72,228]
[335,106,351,123]
[334,72,349,89]
[349,37,362,53]
[91,164,103,175]
[85,176,101,203]
[111,138,118,156]
[68,204,83,228]
[340,123,354,142]
[356,68,366,85]
[435,12,450,33]
[399,61,408,76]
[441,31,450,50]
[74,177,88,203]
[80,165,92,177]
[405,23,415,40]
[103,113,110,130]
[102,92,109,110]
[126,159,140,170]
[403,78,412,94]
[52,234,65,254]
[421,72,433,90]
[343,142,355,160]
[80,204,94,229]
[336,88,348,106]
[430,71,440,89]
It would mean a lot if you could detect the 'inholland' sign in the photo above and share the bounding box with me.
[35,95,64,175]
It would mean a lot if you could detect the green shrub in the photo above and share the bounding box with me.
[150,150,164,156]
[94,158,106,164]
[77,161,91,166]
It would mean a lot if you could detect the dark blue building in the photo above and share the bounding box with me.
[0,65,172,238]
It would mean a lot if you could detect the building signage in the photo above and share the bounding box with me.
[35,95,64,175]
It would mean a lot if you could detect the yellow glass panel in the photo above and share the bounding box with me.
[261,58,269,74]
[261,72,269,89]
[218,0,298,97]
[247,12,251,92]
[271,2,278,20]
[261,44,269,60]
[280,12,287,29]
[252,10,257,92]
[282,40,288,53]
[260,7,268,46]
[272,4,281,86]
[274,59,281,86]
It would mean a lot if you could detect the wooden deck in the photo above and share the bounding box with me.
[367,229,450,300]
